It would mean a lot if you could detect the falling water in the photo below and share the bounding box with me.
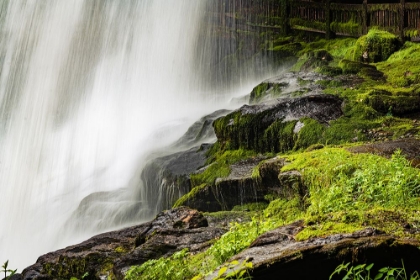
[0,0,282,270]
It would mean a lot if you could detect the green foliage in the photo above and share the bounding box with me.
[212,260,253,280]
[283,149,420,216]
[1,261,16,280]
[125,249,194,280]
[330,262,420,280]
[207,217,272,264]
[263,197,304,221]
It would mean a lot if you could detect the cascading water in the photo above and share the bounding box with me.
[0,0,282,270]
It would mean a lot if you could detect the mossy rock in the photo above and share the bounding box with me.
[338,59,383,79]
[317,65,342,76]
[249,82,287,104]
[298,50,334,72]
[214,95,343,153]
[365,90,420,116]
[353,29,401,63]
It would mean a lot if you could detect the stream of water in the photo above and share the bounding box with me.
[0,0,279,270]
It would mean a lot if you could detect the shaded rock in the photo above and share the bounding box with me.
[22,207,225,280]
[176,157,307,212]
[214,94,343,153]
[139,109,231,212]
[209,223,420,280]
[348,138,420,167]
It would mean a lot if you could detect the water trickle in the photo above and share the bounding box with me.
[0,0,281,270]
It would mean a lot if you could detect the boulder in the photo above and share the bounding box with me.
[214,94,343,153]
[209,222,420,280]
[175,157,307,212]
[348,138,420,168]
[21,207,225,280]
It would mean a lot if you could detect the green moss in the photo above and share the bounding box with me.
[173,184,207,208]
[249,83,269,103]
[294,118,325,150]
[295,221,361,241]
[377,41,420,87]
[263,120,297,153]
[190,149,257,187]
[231,202,268,212]
[353,29,401,63]
[115,246,127,254]
[330,20,361,37]
[290,18,327,33]
[264,197,305,221]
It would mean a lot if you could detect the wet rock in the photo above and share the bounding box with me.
[22,207,225,280]
[139,109,231,212]
[209,223,420,280]
[176,156,307,212]
[249,72,326,104]
[214,94,343,153]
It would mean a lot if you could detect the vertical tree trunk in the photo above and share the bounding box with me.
[363,0,368,35]
[325,0,332,39]
[400,0,406,40]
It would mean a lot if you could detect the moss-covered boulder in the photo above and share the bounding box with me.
[364,89,420,116]
[214,94,343,153]
[353,29,401,63]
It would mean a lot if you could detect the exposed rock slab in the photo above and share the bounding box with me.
[178,157,306,212]
[21,207,225,280]
[348,138,420,167]
[209,222,420,280]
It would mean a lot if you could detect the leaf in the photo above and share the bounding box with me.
[366,263,374,271]
[218,266,227,277]
[230,260,239,266]
[374,273,384,280]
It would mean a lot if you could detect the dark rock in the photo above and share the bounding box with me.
[21,207,225,280]
[209,223,420,280]
[176,157,307,212]
[138,109,231,213]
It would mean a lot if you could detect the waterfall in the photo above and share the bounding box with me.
[0,0,282,270]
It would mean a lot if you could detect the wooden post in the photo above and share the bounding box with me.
[362,0,368,35]
[280,0,290,36]
[325,0,331,39]
[400,0,406,40]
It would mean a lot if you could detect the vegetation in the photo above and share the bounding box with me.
[1,261,16,280]
[330,262,420,280]
[142,28,420,280]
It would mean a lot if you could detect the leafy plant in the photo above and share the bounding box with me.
[1,261,16,280]
[330,261,420,280]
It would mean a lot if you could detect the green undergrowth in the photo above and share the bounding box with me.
[330,262,420,280]
[125,148,420,280]
[283,148,420,240]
